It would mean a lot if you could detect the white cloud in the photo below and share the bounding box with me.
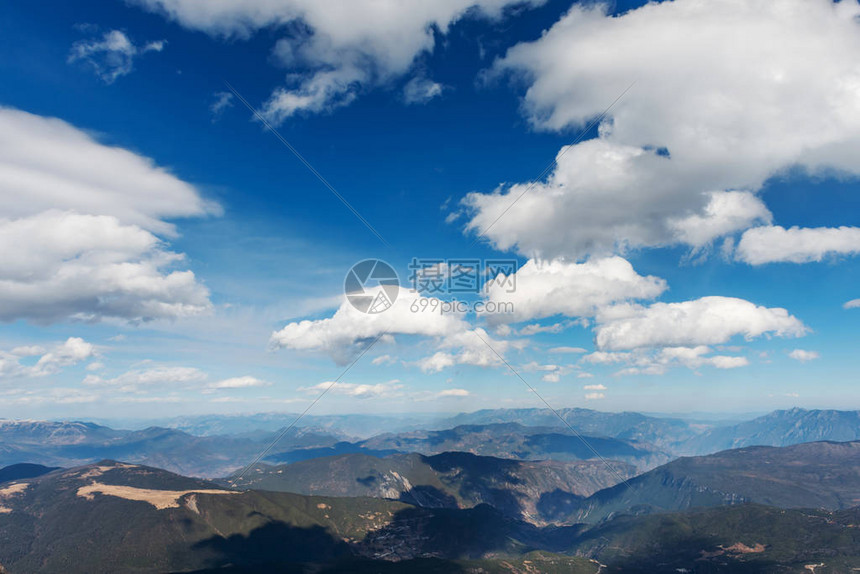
[210,91,235,120]
[670,191,772,250]
[549,346,587,354]
[465,0,860,260]
[0,108,217,233]
[209,376,271,389]
[0,337,95,380]
[0,211,212,323]
[594,296,807,351]
[788,349,820,362]
[133,0,542,120]
[371,354,396,366]
[736,225,860,264]
[403,77,445,105]
[484,257,666,323]
[0,108,217,323]
[584,345,748,376]
[84,366,207,390]
[415,327,521,373]
[583,384,606,391]
[298,380,404,400]
[436,388,470,398]
[271,288,467,362]
[844,299,860,309]
[584,392,604,400]
[271,287,519,370]
[68,29,165,83]
[577,372,594,379]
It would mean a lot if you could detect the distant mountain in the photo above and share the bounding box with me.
[0,463,59,484]
[0,460,591,573]
[435,408,701,450]
[226,451,635,525]
[153,412,444,439]
[271,422,671,471]
[680,408,860,454]
[571,440,860,523]
[0,420,343,477]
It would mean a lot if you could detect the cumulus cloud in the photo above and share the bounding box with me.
[736,226,860,264]
[594,296,807,351]
[844,299,860,309]
[584,345,748,376]
[584,392,605,400]
[133,0,541,121]
[271,287,519,370]
[788,349,820,362]
[0,337,95,380]
[465,0,860,260]
[68,29,165,83]
[0,107,217,323]
[484,257,666,323]
[583,384,606,390]
[415,328,521,373]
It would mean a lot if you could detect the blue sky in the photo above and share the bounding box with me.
[1,0,859,420]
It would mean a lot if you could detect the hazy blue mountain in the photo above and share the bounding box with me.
[433,408,702,450]
[226,451,634,525]
[570,440,860,524]
[679,408,860,454]
[270,422,671,471]
[0,420,343,477]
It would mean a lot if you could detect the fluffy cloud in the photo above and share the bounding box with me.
[736,226,860,264]
[415,328,520,373]
[584,345,748,376]
[84,366,208,390]
[298,380,404,400]
[584,392,605,400]
[0,108,217,323]
[0,108,217,233]
[465,0,860,260]
[788,349,820,362]
[271,287,519,369]
[0,337,95,380]
[133,0,541,121]
[68,29,165,83]
[271,287,468,363]
[844,299,860,309]
[403,77,445,105]
[549,346,587,354]
[484,256,666,323]
[436,388,470,397]
[583,384,606,390]
[594,296,807,351]
[209,376,271,389]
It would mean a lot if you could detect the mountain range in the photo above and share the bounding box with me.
[3,439,860,573]
[226,451,635,525]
